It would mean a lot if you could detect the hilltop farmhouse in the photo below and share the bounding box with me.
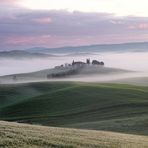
[47,59,105,78]
[72,59,104,67]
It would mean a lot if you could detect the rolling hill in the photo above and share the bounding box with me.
[0,82,148,136]
[25,42,148,54]
[0,50,54,59]
[0,121,148,148]
[0,65,130,84]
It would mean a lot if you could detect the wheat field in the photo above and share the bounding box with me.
[0,121,148,148]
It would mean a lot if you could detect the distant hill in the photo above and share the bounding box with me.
[25,42,148,54]
[0,50,54,59]
[0,65,130,83]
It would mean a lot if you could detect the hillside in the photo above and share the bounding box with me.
[111,77,148,86]
[0,66,130,84]
[0,82,148,136]
[26,42,148,54]
[0,121,148,148]
[0,50,54,59]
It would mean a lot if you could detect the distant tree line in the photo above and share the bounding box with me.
[47,68,80,78]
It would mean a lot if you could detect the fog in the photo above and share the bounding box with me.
[0,52,148,76]
[0,51,148,86]
[102,52,148,72]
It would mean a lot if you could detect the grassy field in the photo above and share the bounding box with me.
[0,121,148,148]
[0,82,148,136]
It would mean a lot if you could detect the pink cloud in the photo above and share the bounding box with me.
[33,17,52,24]
[128,23,148,30]
[4,35,52,46]
[4,33,148,49]
[138,23,148,29]
[1,9,148,49]
[0,0,18,5]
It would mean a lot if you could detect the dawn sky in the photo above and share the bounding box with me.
[20,0,148,16]
[1,0,148,50]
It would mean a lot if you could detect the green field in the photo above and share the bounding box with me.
[0,82,148,136]
[1,121,148,148]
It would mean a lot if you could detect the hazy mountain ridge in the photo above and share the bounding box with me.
[0,50,55,59]
[1,42,148,58]
[25,42,148,54]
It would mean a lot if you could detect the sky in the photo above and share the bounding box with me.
[1,0,148,50]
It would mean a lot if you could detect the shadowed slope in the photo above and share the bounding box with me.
[0,82,148,135]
